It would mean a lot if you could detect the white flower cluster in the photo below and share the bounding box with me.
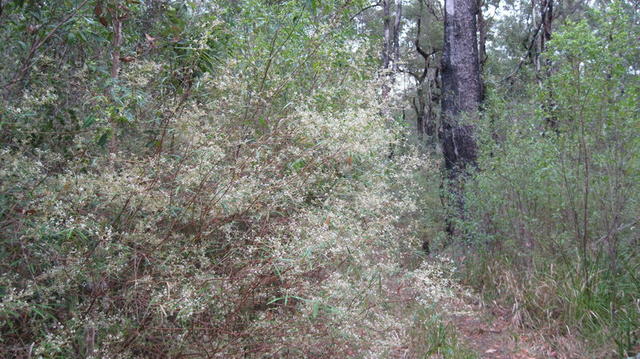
[1,24,450,356]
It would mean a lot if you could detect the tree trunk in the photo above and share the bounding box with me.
[537,0,557,131]
[413,15,439,140]
[540,0,552,56]
[534,0,553,79]
[382,0,392,70]
[440,0,482,178]
[439,0,482,236]
[109,5,123,156]
[541,0,554,107]
[477,0,487,101]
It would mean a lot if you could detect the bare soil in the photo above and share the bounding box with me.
[444,295,558,359]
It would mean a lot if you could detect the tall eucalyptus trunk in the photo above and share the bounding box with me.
[439,0,483,235]
[440,0,482,178]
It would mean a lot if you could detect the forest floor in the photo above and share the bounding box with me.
[385,252,558,359]
[443,294,550,359]
[429,256,557,359]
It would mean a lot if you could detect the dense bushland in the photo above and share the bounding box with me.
[0,0,476,357]
[459,5,640,357]
[2,0,639,358]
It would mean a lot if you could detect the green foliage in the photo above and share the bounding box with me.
[0,0,459,357]
[461,3,640,356]
[4,0,638,356]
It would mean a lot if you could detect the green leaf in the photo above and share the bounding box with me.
[82,117,97,128]
[97,131,109,147]
[306,0,317,15]
[289,158,306,171]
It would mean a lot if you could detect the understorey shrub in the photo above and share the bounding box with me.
[460,4,640,357]
[0,15,460,355]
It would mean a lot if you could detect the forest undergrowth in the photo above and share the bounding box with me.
[1,72,475,356]
[1,1,638,358]
[0,2,473,352]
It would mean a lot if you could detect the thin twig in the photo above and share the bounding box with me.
[500,0,553,83]
[1,0,91,92]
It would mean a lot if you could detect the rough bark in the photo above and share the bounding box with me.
[477,0,487,101]
[439,0,482,238]
[540,0,553,55]
[440,0,482,178]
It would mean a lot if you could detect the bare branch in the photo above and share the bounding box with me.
[350,0,383,21]
[501,0,553,83]
[414,18,439,83]
[1,0,91,93]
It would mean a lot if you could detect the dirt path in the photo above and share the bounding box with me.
[444,295,553,359]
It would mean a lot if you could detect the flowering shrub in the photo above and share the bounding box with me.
[0,0,479,355]
[0,50,470,356]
